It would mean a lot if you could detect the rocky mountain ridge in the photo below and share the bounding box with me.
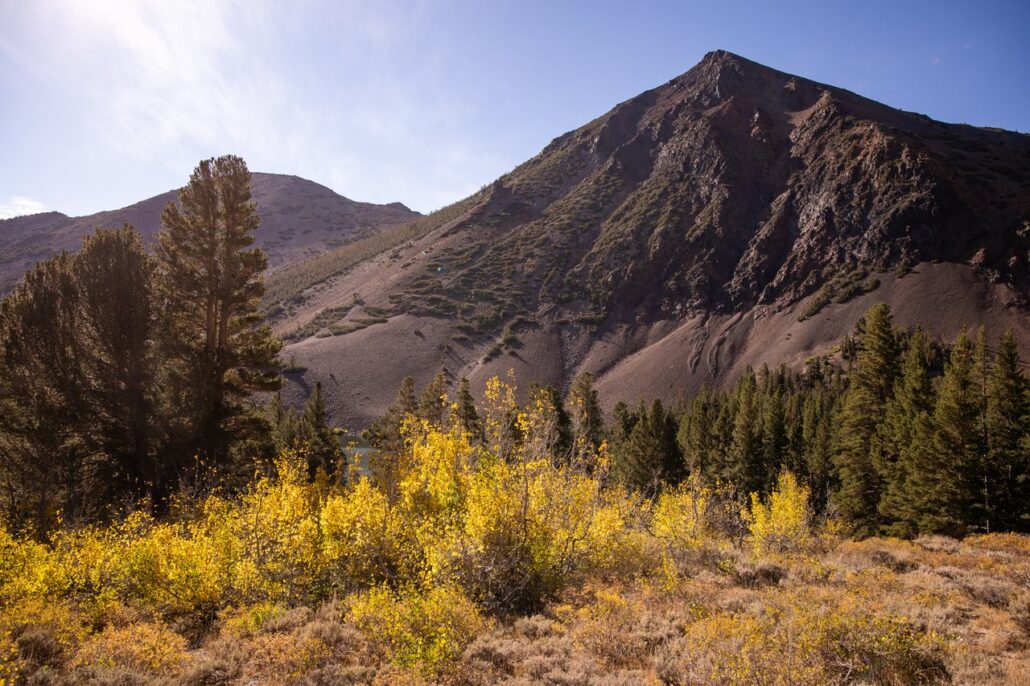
[270,50,1028,427]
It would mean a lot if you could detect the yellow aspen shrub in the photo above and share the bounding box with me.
[744,471,811,555]
[347,584,487,674]
[116,521,228,616]
[321,478,403,588]
[0,526,60,601]
[398,419,477,521]
[481,372,519,461]
[437,454,536,607]
[231,456,324,601]
[220,601,287,638]
[438,439,635,611]
[653,473,716,550]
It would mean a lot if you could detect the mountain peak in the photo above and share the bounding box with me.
[698,48,745,65]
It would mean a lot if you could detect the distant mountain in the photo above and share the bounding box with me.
[269,50,1029,428]
[0,172,419,293]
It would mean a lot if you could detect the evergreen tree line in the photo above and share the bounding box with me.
[676,305,1028,536]
[0,155,299,534]
[368,304,1029,538]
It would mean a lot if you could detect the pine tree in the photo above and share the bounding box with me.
[760,383,787,485]
[875,330,935,537]
[832,303,899,537]
[986,330,1029,531]
[452,377,481,439]
[269,392,299,452]
[364,376,418,499]
[970,328,992,529]
[727,370,764,497]
[365,376,417,453]
[611,400,682,492]
[912,331,982,536]
[609,401,635,445]
[418,372,449,425]
[0,252,84,532]
[677,388,721,480]
[73,227,159,510]
[155,155,281,477]
[567,372,604,465]
[0,226,165,531]
[297,382,342,480]
[801,388,836,515]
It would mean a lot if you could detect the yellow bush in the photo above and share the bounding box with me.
[0,527,63,601]
[221,601,287,638]
[347,584,487,673]
[744,471,811,555]
[432,442,634,610]
[653,474,716,550]
[229,458,324,601]
[321,478,402,587]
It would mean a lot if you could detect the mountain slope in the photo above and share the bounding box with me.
[271,51,1029,428]
[0,172,418,293]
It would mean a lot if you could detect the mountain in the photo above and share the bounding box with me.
[267,50,1029,428]
[0,172,419,293]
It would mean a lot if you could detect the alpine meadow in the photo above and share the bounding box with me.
[0,4,1029,685]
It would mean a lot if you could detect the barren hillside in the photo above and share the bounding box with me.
[269,51,1029,428]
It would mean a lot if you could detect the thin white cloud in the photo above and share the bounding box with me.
[0,197,48,220]
[1,0,508,213]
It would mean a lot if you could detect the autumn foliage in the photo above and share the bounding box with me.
[1,374,1024,684]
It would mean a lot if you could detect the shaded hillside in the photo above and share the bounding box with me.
[273,50,1029,428]
[0,172,418,293]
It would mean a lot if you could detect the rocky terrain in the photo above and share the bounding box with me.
[0,172,418,293]
[268,51,1029,428]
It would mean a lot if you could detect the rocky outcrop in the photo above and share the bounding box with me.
[389,50,1027,329]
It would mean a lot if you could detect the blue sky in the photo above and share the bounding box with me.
[1,0,1027,219]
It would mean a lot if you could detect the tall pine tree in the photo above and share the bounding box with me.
[451,377,482,439]
[296,382,343,480]
[875,330,935,537]
[155,155,281,478]
[567,372,604,465]
[986,330,1029,531]
[832,303,899,537]
[911,331,983,536]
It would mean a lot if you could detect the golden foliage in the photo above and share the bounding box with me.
[0,377,1024,682]
[744,470,811,554]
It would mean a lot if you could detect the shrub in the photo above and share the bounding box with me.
[0,598,88,677]
[1010,590,1030,636]
[72,622,188,676]
[743,471,811,555]
[655,589,947,686]
[321,478,403,588]
[347,584,487,673]
[653,475,719,550]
